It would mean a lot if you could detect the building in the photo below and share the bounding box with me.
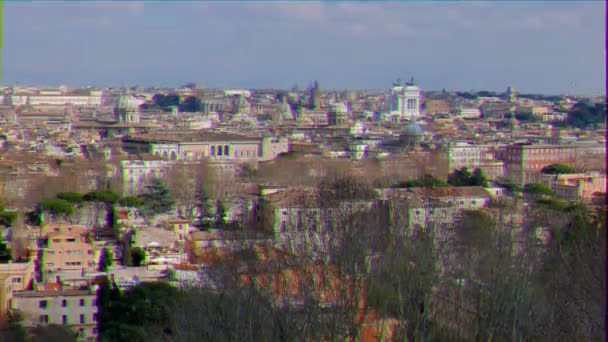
[457,108,482,119]
[0,260,36,319]
[424,99,452,115]
[11,286,98,341]
[120,159,174,196]
[447,142,502,174]
[41,229,99,275]
[388,78,422,120]
[504,142,605,185]
[122,131,290,162]
[539,172,606,202]
[11,90,104,107]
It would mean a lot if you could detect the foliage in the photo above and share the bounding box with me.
[317,175,376,205]
[149,93,180,111]
[99,282,182,341]
[541,163,577,175]
[0,235,12,263]
[494,177,522,193]
[515,112,541,122]
[448,167,488,187]
[523,183,555,197]
[214,200,226,227]
[131,247,145,267]
[56,192,85,204]
[0,210,18,227]
[40,198,75,216]
[119,196,143,208]
[566,101,605,129]
[107,204,119,229]
[84,189,120,204]
[391,174,448,188]
[100,248,114,272]
[139,178,175,217]
[367,232,439,339]
[179,96,201,112]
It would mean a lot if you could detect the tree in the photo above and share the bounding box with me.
[83,189,120,204]
[119,196,143,208]
[56,192,85,204]
[40,198,75,218]
[139,178,175,218]
[541,163,577,174]
[523,183,555,198]
[0,210,18,227]
[470,168,488,187]
[214,200,226,227]
[131,247,145,267]
[448,167,488,187]
[100,248,114,272]
[566,101,605,129]
[391,174,448,188]
[448,167,473,187]
[179,96,200,112]
[0,235,12,263]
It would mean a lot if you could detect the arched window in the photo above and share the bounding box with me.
[170,151,177,160]
[217,145,223,156]
[162,151,168,159]
[224,145,229,156]
[210,146,215,156]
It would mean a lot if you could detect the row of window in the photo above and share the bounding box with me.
[39,313,96,325]
[39,298,91,308]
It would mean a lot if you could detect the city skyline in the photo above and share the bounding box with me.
[2,1,605,95]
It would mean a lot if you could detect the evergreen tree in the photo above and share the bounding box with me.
[100,248,114,272]
[140,178,176,217]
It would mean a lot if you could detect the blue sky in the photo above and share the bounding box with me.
[2,1,605,95]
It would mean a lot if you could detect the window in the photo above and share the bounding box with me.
[62,315,68,325]
[12,277,21,284]
[93,313,98,322]
[62,299,68,307]
[39,300,48,309]
[80,314,86,324]
[80,299,86,307]
[39,315,49,324]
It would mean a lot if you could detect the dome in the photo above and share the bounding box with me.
[405,123,424,135]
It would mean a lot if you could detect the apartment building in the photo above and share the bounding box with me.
[504,142,605,185]
[539,172,606,202]
[0,260,36,319]
[11,286,98,341]
[41,230,99,275]
[447,142,504,179]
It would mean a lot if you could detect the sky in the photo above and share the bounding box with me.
[2,1,605,95]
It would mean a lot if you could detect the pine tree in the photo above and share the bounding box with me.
[140,178,176,218]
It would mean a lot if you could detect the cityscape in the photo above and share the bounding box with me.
[0,2,605,342]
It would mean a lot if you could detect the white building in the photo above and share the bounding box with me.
[120,160,175,196]
[11,90,104,107]
[388,78,422,120]
[11,287,98,341]
[457,108,482,119]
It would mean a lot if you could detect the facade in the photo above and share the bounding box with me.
[389,78,422,120]
[11,93,104,107]
[0,260,36,319]
[41,231,99,275]
[447,142,502,175]
[122,132,290,162]
[120,159,174,196]
[539,172,606,202]
[11,287,98,341]
[457,108,482,119]
[504,142,605,185]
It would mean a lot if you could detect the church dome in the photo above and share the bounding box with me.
[405,123,424,135]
